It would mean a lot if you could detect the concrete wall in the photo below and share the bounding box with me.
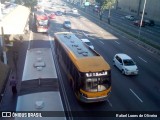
[118,0,160,22]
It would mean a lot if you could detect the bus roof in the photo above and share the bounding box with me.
[16,92,66,120]
[16,92,64,111]
[22,48,57,81]
[54,32,110,72]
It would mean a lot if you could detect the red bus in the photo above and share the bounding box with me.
[34,11,49,33]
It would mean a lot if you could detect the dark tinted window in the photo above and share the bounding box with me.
[115,56,122,63]
[123,59,135,66]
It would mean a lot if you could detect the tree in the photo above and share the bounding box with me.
[15,0,37,9]
[23,0,37,9]
[96,0,116,24]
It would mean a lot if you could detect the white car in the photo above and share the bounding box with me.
[72,8,78,14]
[113,53,138,75]
[125,15,134,21]
[63,20,71,29]
[81,39,94,50]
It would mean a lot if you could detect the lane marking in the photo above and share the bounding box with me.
[146,29,153,33]
[147,50,153,54]
[122,35,126,38]
[100,41,104,44]
[114,41,120,44]
[107,99,112,107]
[82,31,88,37]
[130,88,143,103]
[138,56,148,63]
[28,31,33,50]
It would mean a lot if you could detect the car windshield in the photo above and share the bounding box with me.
[65,21,70,24]
[123,59,135,66]
[85,42,91,46]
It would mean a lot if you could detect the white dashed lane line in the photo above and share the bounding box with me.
[138,56,148,63]
[130,88,143,103]
[114,41,120,45]
[100,41,104,44]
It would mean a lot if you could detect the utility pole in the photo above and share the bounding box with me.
[1,27,7,64]
[138,0,146,39]
[0,1,7,64]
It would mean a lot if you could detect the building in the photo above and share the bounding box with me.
[117,0,160,22]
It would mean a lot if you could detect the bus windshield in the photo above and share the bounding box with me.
[82,77,110,92]
[38,20,48,26]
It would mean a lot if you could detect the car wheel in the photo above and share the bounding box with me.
[122,69,125,75]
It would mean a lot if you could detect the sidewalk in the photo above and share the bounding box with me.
[0,33,29,117]
[0,41,20,112]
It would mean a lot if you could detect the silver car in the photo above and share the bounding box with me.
[63,20,71,29]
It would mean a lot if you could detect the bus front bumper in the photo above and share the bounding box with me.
[79,94,109,103]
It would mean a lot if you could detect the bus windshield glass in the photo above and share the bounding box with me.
[38,20,48,26]
[82,77,110,92]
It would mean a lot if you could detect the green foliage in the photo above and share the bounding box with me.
[102,0,116,10]
[95,0,115,11]
[23,0,37,8]
[15,0,37,8]
[15,0,23,4]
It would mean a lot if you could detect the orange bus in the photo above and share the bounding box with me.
[54,32,111,103]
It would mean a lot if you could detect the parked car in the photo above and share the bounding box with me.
[133,20,145,27]
[81,39,94,50]
[63,20,71,29]
[125,15,134,21]
[72,8,78,14]
[55,11,62,16]
[113,53,138,75]
[144,20,155,26]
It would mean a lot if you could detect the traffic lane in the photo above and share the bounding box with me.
[52,9,114,110]
[92,38,160,110]
[48,15,73,37]
[70,8,160,83]
[69,14,160,111]
[30,32,50,48]
[52,3,160,111]
[114,33,160,75]
[68,15,146,110]
[51,41,116,120]
[48,14,113,114]
[75,12,160,64]
[69,10,160,78]
[91,38,146,111]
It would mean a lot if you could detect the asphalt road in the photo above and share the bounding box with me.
[2,1,159,120]
[41,3,160,120]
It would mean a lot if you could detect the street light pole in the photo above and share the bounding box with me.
[0,1,7,64]
[138,0,146,39]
